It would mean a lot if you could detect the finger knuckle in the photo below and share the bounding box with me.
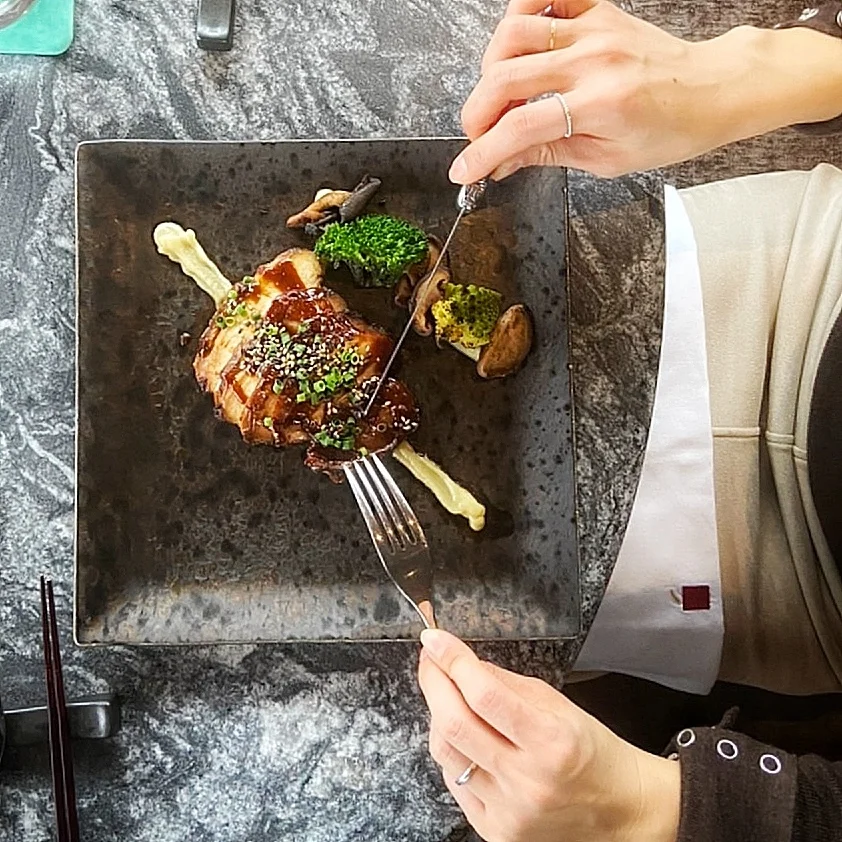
[487,61,516,92]
[525,780,559,813]
[601,74,638,112]
[582,33,625,66]
[484,746,507,776]
[471,682,503,720]
[503,106,540,140]
[429,733,453,766]
[544,728,582,776]
[441,713,467,745]
[499,13,526,44]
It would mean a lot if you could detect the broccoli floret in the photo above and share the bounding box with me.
[314,214,429,288]
[431,283,502,350]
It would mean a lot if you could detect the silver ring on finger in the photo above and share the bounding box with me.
[553,91,573,138]
[455,761,479,786]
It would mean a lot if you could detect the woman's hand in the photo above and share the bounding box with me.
[451,0,842,180]
[417,630,680,842]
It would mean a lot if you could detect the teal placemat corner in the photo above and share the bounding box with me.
[0,0,74,56]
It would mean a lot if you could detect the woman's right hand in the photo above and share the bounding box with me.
[450,0,842,182]
[417,629,681,842]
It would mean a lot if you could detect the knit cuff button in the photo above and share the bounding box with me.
[676,728,696,748]
[759,754,783,775]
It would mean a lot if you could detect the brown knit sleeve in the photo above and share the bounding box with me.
[776,3,842,134]
[667,720,842,842]
[666,725,796,842]
[791,753,842,841]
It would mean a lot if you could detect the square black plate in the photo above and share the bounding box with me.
[74,138,579,644]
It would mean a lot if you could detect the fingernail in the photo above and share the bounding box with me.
[449,154,468,184]
[420,628,449,658]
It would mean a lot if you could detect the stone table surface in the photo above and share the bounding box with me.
[1,1,838,840]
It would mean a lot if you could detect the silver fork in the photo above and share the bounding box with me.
[344,454,437,629]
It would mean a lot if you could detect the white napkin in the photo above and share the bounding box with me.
[574,185,723,695]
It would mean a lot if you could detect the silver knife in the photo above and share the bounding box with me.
[363,179,489,417]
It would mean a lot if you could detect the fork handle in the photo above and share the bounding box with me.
[418,600,438,629]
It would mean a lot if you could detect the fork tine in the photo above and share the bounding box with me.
[370,455,425,545]
[358,457,415,549]
[352,459,403,552]
[345,456,436,629]
[344,463,391,552]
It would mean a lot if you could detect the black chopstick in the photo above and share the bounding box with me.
[40,576,79,842]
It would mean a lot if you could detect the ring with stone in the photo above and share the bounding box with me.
[553,91,573,138]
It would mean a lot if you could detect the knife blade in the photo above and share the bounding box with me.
[362,179,488,418]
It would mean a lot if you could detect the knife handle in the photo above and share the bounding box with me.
[197,0,235,51]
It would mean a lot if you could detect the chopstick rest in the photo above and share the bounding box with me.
[196,0,235,51]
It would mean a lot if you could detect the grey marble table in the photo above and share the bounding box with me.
[1,1,834,839]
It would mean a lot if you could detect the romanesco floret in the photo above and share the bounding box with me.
[431,283,502,349]
[314,214,428,288]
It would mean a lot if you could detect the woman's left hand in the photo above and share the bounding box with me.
[417,629,681,842]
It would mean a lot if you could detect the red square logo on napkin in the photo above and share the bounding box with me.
[681,585,710,611]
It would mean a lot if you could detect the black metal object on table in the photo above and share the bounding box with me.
[197,0,235,50]
[2,693,120,749]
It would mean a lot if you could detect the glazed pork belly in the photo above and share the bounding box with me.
[193,248,419,478]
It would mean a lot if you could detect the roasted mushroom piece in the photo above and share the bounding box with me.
[286,175,382,232]
[338,175,381,222]
[286,190,352,229]
[476,304,534,379]
[410,262,451,336]
[395,235,443,308]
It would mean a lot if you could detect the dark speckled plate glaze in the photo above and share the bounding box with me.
[74,138,578,645]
